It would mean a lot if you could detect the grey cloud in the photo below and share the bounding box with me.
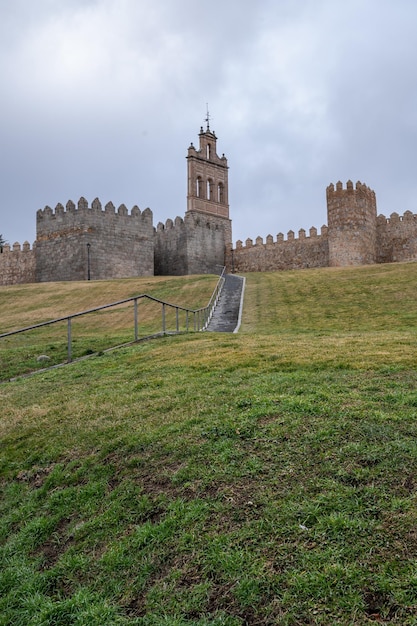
[1,0,417,250]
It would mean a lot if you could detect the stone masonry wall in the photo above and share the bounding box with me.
[5,183,417,287]
[35,198,154,282]
[185,211,232,275]
[376,211,417,263]
[154,217,189,275]
[0,242,36,286]
[327,181,377,266]
[228,227,329,273]
[154,211,232,276]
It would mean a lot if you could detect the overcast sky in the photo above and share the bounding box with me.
[1,0,417,248]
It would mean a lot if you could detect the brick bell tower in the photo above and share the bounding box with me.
[184,111,232,272]
[187,112,230,212]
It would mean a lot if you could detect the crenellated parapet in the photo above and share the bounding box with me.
[37,197,153,239]
[0,241,36,285]
[234,224,328,250]
[156,216,185,232]
[230,224,329,272]
[326,180,377,210]
[36,197,152,218]
[1,241,35,253]
[376,209,417,263]
[377,210,417,225]
[35,197,154,282]
[154,209,231,276]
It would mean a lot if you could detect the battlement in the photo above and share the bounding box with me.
[37,197,152,229]
[156,216,185,232]
[1,241,35,253]
[34,197,154,281]
[327,180,377,212]
[155,212,228,238]
[0,241,36,285]
[377,210,417,225]
[376,209,417,263]
[235,225,328,249]
[230,222,329,272]
[327,179,374,193]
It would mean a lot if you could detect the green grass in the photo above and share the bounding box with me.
[2,262,417,624]
[0,275,218,380]
[242,263,417,334]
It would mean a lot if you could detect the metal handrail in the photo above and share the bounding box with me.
[0,269,226,366]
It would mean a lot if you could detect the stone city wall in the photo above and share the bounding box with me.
[154,217,188,276]
[376,211,417,263]
[184,211,232,275]
[155,211,232,276]
[35,197,154,282]
[228,226,329,273]
[4,182,417,287]
[0,242,36,286]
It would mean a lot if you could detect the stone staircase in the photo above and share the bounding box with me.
[206,274,245,333]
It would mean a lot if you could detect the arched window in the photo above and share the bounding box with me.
[196,176,203,198]
[207,179,213,200]
[217,182,224,203]
[206,144,211,159]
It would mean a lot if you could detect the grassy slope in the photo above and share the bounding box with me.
[0,275,218,380]
[0,275,218,332]
[2,264,417,625]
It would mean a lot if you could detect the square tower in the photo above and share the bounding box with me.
[183,122,232,273]
[154,123,233,275]
[187,126,229,221]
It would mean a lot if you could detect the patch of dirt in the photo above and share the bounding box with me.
[400,473,415,494]
[204,582,266,625]
[123,597,147,618]
[33,516,76,569]
[122,561,172,618]
[16,464,56,488]
[362,590,417,622]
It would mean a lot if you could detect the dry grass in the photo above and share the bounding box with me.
[0,274,218,333]
[0,274,219,379]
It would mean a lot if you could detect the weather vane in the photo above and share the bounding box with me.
[205,103,212,131]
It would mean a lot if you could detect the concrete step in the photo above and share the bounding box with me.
[206,274,245,333]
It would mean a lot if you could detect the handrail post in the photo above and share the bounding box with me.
[67,317,72,362]
[134,298,138,341]
[1,269,228,377]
